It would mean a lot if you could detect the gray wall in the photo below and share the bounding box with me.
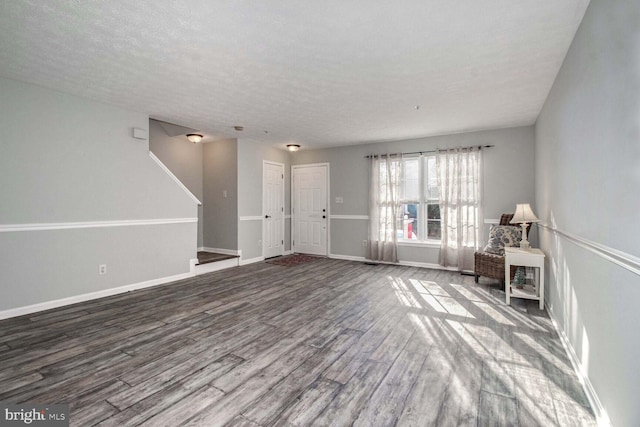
[148,122,241,252]
[149,119,204,247]
[0,77,198,312]
[203,139,238,250]
[292,126,535,263]
[535,0,640,424]
[237,139,291,260]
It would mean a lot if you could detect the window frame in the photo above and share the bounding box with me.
[396,154,441,244]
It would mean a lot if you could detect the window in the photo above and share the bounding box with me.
[396,155,441,242]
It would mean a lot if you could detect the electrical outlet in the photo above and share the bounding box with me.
[99,264,107,275]
[258,239,262,247]
[223,190,227,198]
[362,240,368,247]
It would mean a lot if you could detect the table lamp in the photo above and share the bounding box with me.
[510,203,539,248]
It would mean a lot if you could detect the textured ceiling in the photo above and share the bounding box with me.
[0,0,590,149]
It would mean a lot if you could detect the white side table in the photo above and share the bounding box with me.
[505,247,545,309]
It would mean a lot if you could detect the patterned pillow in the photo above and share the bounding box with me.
[484,225,522,255]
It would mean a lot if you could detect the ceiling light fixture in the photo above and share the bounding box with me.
[186,133,203,143]
[287,144,300,152]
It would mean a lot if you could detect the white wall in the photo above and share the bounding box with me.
[0,77,198,314]
[292,126,535,264]
[535,0,640,424]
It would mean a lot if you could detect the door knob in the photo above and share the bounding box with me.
[322,215,326,219]
[265,215,271,219]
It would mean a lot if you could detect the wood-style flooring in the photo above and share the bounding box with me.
[0,259,596,426]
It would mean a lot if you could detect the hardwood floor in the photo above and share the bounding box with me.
[0,259,596,426]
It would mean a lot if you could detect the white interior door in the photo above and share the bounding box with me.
[292,164,328,256]
[263,161,284,259]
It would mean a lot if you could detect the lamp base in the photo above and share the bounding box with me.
[519,222,530,248]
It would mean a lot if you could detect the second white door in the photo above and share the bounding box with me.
[292,164,328,256]
[263,161,284,259]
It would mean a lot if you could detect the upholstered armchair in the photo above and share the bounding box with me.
[474,213,530,285]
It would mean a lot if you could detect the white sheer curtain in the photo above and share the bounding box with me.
[367,154,403,262]
[437,147,483,271]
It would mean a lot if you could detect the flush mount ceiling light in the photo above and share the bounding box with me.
[287,144,300,152]
[186,133,203,143]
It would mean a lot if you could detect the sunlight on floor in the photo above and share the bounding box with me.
[388,276,423,309]
[470,301,516,326]
[418,294,449,314]
[382,267,595,426]
[407,313,451,347]
[399,278,474,318]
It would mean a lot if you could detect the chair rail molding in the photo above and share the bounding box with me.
[239,215,263,221]
[329,215,369,220]
[538,223,640,277]
[0,218,197,233]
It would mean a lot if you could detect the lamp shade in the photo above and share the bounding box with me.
[510,203,539,224]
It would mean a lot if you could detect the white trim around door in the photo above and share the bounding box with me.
[263,160,285,259]
[291,163,330,256]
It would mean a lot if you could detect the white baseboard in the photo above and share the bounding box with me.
[546,303,611,427]
[200,247,241,256]
[329,254,366,262]
[328,253,458,271]
[398,260,458,271]
[0,271,195,321]
[194,257,239,275]
[284,250,293,256]
[239,256,265,266]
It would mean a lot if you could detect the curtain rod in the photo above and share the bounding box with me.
[364,144,494,158]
